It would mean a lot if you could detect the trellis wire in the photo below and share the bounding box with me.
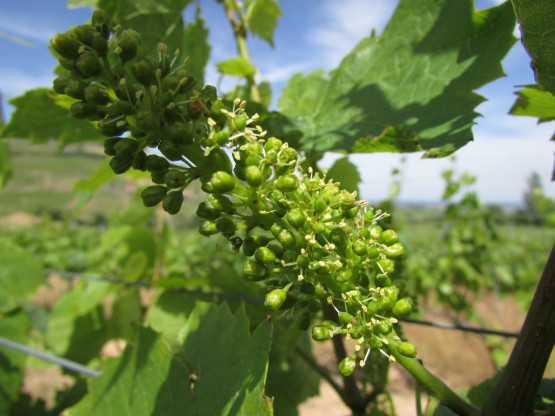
[46,269,520,337]
[0,269,520,379]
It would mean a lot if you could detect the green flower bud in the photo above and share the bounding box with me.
[397,342,417,358]
[164,170,187,188]
[278,147,297,165]
[352,239,368,256]
[215,216,236,234]
[117,29,140,61]
[141,185,168,206]
[51,32,80,59]
[145,155,169,172]
[98,117,128,137]
[71,24,94,46]
[70,101,98,120]
[392,298,412,318]
[378,258,395,275]
[104,137,123,156]
[378,229,399,246]
[76,52,103,77]
[245,165,264,187]
[162,191,184,215]
[278,229,296,249]
[375,320,393,335]
[199,220,218,236]
[113,138,139,157]
[312,326,332,341]
[131,56,156,85]
[264,137,283,152]
[244,260,267,281]
[196,202,219,220]
[286,208,307,228]
[109,155,133,174]
[385,242,405,258]
[132,151,148,171]
[339,356,356,377]
[92,35,108,57]
[91,10,111,39]
[276,174,299,192]
[338,311,352,325]
[158,141,182,161]
[264,288,287,310]
[206,171,235,194]
[254,246,275,265]
[205,194,233,214]
[231,113,247,131]
[84,85,110,106]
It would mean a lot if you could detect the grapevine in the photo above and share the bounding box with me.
[50,10,417,375]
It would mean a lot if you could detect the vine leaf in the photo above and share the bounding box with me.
[326,156,362,195]
[0,141,12,190]
[352,126,422,154]
[0,311,30,414]
[69,303,273,416]
[178,302,273,415]
[0,238,45,313]
[509,85,555,123]
[217,56,257,77]
[511,0,555,96]
[0,89,102,145]
[278,0,517,157]
[245,0,282,47]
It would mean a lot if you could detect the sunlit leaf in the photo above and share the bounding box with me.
[278,0,516,157]
[217,57,257,78]
[510,86,555,122]
[511,0,555,96]
[246,0,282,47]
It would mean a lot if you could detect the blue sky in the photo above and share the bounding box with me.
[1,0,554,205]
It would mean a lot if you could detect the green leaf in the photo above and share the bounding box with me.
[246,0,282,47]
[326,156,361,195]
[178,302,273,415]
[1,89,102,145]
[45,280,111,363]
[68,325,191,416]
[0,238,45,313]
[467,370,503,407]
[100,0,195,65]
[278,0,517,156]
[266,329,319,416]
[66,0,98,6]
[70,303,273,416]
[183,8,211,87]
[0,140,12,190]
[352,126,422,154]
[509,86,555,122]
[144,290,197,348]
[511,0,555,95]
[258,81,272,108]
[0,311,30,415]
[216,57,257,78]
[73,158,116,192]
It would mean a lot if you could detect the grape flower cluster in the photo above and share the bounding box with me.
[50,10,417,376]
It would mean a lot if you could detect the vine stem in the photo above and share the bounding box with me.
[219,0,261,103]
[482,243,555,416]
[386,339,480,416]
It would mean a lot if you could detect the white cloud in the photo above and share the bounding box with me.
[0,69,53,99]
[307,0,398,68]
[259,61,311,83]
[0,14,57,45]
